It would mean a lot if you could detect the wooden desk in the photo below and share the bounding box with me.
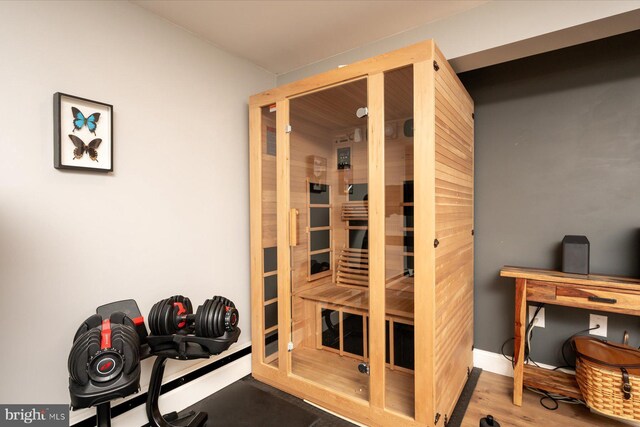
[500,266,640,406]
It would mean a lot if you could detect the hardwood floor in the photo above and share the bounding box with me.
[461,371,629,427]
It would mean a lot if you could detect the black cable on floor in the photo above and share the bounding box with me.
[540,391,559,410]
[499,307,600,411]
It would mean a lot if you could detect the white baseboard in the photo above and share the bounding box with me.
[70,344,251,426]
[473,348,560,377]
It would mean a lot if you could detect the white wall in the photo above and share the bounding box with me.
[277,0,640,84]
[0,0,274,412]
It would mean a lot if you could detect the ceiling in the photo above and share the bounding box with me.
[132,0,488,75]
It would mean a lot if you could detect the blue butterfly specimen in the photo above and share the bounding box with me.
[68,134,102,162]
[71,107,101,135]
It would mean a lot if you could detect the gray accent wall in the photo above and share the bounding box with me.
[459,30,640,366]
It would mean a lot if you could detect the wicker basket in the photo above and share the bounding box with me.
[573,336,640,421]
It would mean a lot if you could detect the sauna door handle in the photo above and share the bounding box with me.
[290,208,299,246]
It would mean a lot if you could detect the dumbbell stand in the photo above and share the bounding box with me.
[96,402,112,427]
[146,356,207,427]
[146,330,241,427]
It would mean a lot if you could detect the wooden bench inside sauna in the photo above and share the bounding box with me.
[296,200,417,368]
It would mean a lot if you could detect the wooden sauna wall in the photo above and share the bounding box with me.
[289,116,334,349]
[433,47,475,419]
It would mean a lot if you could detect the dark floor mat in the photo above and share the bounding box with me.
[239,376,355,427]
[170,376,353,427]
[165,368,482,427]
[448,367,482,427]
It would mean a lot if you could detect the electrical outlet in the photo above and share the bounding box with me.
[529,305,545,328]
[589,314,607,337]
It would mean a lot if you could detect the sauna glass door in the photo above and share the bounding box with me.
[288,78,371,402]
[260,105,279,368]
[384,65,415,418]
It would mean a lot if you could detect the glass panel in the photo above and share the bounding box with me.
[349,229,368,250]
[290,78,370,402]
[384,66,415,417]
[261,106,279,367]
[309,252,331,274]
[385,320,390,364]
[264,274,278,301]
[310,230,330,251]
[264,302,278,330]
[309,208,330,227]
[349,183,368,201]
[393,322,415,370]
[321,308,340,350]
[342,312,364,356]
[265,330,278,362]
[263,246,277,273]
[309,183,330,204]
[308,182,332,280]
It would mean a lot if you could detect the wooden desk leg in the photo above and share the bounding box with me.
[513,278,527,406]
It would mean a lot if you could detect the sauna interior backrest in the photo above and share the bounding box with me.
[336,248,369,288]
[341,201,368,221]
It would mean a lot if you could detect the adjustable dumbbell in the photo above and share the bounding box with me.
[195,296,239,338]
[149,295,239,338]
[68,311,141,409]
[148,295,195,336]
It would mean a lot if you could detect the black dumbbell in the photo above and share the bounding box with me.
[68,312,140,387]
[195,296,239,338]
[149,295,238,338]
[149,295,194,336]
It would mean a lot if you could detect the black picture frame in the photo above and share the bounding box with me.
[54,92,114,172]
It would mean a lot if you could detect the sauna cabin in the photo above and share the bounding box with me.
[249,39,474,427]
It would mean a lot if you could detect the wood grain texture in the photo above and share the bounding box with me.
[501,266,640,290]
[297,282,414,321]
[276,99,291,376]
[523,365,582,400]
[513,278,527,406]
[413,59,437,425]
[555,285,640,316]
[249,40,434,107]
[504,267,640,410]
[368,71,386,410]
[291,347,415,418]
[250,39,473,427]
[249,106,265,367]
[526,280,557,302]
[432,46,475,421]
[341,201,368,221]
[336,248,369,288]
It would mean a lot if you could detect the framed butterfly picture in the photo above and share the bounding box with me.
[54,92,113,172]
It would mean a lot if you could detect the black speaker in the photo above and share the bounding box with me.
[562,235,590,275]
